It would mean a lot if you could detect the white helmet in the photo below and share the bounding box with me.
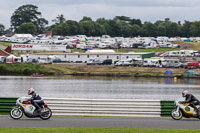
[182,90,188,97]
[28,88,34,95]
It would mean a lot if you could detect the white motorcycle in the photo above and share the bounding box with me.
[10,96,52,120]
[171,98,200,120]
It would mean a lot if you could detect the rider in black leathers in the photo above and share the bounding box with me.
[182,90,200,116]
[27,88,44,112]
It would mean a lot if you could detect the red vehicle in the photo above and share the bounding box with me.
[184,62,199,69]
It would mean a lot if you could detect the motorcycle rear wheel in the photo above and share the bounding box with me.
[171,109,182,120]
[10,108,23,120]
[40,107,52,120]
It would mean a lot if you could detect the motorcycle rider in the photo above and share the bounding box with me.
[181,90,200,117]
[27,88,44,113]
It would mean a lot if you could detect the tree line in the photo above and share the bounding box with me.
[0,4,200,37]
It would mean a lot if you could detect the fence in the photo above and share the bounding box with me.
[0,97,17,115]
[0,97,174,117]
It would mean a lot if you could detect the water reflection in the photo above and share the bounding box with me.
[0,76,200,100]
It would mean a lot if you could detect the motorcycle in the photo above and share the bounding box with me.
[171,98,200,120]
[10,96,52,120]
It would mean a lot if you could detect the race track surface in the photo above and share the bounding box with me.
[0,116,200,129]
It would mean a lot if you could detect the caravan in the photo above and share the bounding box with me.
[143,57,165,67]
[0,56,6,63]
[162,59,183,68]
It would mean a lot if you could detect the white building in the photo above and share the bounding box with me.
[28,52,155,63]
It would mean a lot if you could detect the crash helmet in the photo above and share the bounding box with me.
[182,90,188,97]
[28,88,34,95]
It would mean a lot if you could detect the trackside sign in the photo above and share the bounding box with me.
[11,44,67,51]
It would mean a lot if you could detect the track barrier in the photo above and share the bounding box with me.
[0,97,175,117]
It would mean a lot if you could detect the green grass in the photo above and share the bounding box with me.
[0,42,12,47]
[71,49,86,53]
[44,64,77,73]
[0,128,199,133]
[0,64,55,76]
[70,48,182,53]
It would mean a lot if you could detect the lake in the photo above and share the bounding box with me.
[0,76,200,100]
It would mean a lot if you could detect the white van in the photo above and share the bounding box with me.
[38,57,53,64]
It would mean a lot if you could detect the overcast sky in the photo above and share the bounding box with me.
[1,0,200,28]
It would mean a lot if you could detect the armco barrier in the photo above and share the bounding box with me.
[0,97,175,117]
[160,100,175,117]
[0,97,17,115]
[44,98,161,117]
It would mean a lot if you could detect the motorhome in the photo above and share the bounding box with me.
[164,50,195,57]
[143,58,152,67]
[86,58,102,65]
[0,56,6,63]
[143,41,158,48]
[158,42,180,48]
[143,57,164,67]
[122,58,134,66]
[162,59,183,68]
[38,56,53,64]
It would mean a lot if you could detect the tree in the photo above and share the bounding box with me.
[190,21,200,37]
[157,25,166,36]
[142,22,157,37]
[10,4,48,33]
[130,19,142,27]
[0,24,5,35]
[17,22,37,34]
[131,24,141,37]
[79,21,95,36]
[65,20,79,35]
[80,16,93,22]
[114,16,131,22]
[182,21,191,37]
[94,23,106,36]
[52,14,66,24]
[52,23,70,36]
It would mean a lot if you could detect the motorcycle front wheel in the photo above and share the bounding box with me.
[171,109,182,120]
[40,107,52,120]
[10,108,23,120]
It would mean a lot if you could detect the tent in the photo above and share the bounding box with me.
[73,40,82,43]
[164,70,173,75]
[185,70,198,76]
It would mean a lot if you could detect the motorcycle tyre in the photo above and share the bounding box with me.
[40,107,52,120]
[10,108,23,120]
[197,107,200,120]
[171,109,182,120]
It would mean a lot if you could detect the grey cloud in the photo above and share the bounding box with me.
[0,0,200,28]
[30,0,200,7]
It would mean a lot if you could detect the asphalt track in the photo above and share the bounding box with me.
[0,116,200,129]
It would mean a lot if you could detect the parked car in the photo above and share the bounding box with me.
[38,57,52,64]
[87,58,102,65]
[0,56,6,63]
[26,58,38,64]
[53,58,62,63]
[114,60,125,66]
[102,59,112,65]
[122,58,134,66]
[132,58,143,67]
[184,62,199,69]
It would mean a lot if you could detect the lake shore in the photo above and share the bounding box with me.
[42,63,200,78]
[0,63,200,78]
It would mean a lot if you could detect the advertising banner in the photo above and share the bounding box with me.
[11,44,67,51]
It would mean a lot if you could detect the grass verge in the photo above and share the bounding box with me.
[0,64,55,76]
[0,127,199,133]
